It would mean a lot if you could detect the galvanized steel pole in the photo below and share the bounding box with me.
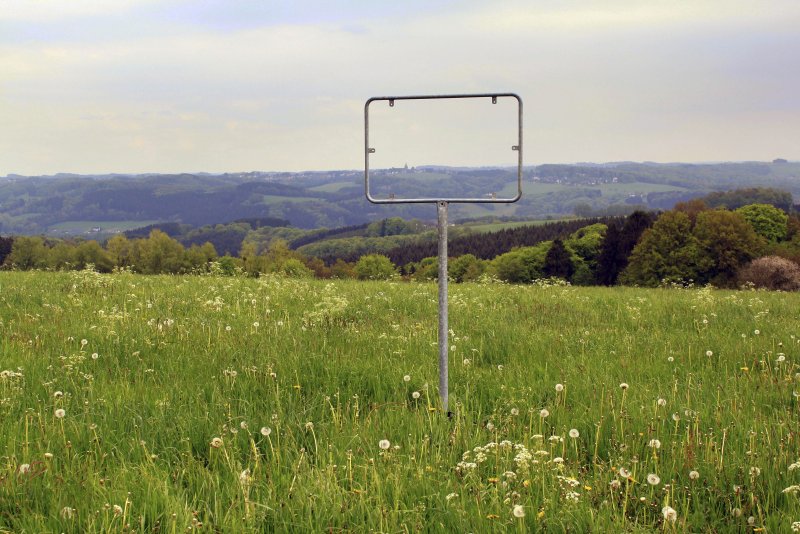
[437,201,449,413]
[364,93,522,416]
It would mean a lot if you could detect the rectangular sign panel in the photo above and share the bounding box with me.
[364,93,523,204]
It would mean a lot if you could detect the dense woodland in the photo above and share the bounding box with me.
[2,186,799,290]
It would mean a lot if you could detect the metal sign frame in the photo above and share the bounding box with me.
[364,93,523,204]
[364,93,523,413]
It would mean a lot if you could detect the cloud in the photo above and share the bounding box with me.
[1,0,799,174]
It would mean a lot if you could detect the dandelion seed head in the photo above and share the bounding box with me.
[647,473,661,485]
[18,463,30,474]
[648,439,661,449]
[689,470,700,480]
[379,439,391,450]
[412,391,420,399]
[210,437,223,448]
[619,382,629,390]
[305,421,314,431]
[539,409,549,418]
[260,426,271,437]
[657,398,667,407]
[54,408,66,419]
[706,350,713,357]
[662,506,677,523]
[403,374,411,382]
[569,429,579,438]
[512,504,525,518]
[510,408,519,416]
[619,467,631,478]
[555,383,564,392]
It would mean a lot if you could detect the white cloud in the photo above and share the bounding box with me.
[0,0,163,21]
[1,0,798,174]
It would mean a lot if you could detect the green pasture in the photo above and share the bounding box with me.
[46,220,159,236]
[307,182,358,193]
[1,271,799,532]
[462,218,573,233]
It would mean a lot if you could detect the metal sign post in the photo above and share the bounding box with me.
[364,93,523,413]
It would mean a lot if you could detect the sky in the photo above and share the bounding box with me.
[1,0,799,176]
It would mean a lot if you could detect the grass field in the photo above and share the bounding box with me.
[1,271,799,532]
[45,221,160,236]
[461,218,574,233]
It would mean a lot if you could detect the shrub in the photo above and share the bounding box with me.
[354,254,397,280]
[737,256,800,291]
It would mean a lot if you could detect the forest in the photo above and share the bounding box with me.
[2,187,799,290]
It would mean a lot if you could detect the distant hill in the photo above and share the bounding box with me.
[1,162,798,236]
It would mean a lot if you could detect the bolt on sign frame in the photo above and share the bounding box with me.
[364,93,523,413]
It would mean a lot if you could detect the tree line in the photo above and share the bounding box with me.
[1,199,799,290]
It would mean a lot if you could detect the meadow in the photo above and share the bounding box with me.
[1,270,799,532]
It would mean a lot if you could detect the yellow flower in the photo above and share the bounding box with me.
[537,510,545,519]
[486,514,499,520]
[523,479,531,488]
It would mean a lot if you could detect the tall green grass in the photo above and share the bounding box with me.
[1,270,799,532]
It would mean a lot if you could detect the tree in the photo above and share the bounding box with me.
[693,209,764,286]
[620,211,706,286]
[737,256,800,291]
[449,254,485,283]
[74,240,113,272]
[490,242,550,283]
[6,236,48,270]
[673,199,708,225]
[597,211,656,285]
[565,223,606,269]
[140,230,185,274]
[0,236,14,266]
[543,239,575,280]
[735,203,788,243]
[105,234,132,268]
[595,222,623,286]
[48,242,76,270]
[330,259,356,279]
[280,258,314,278]
[354,254,397,280]
[184,243,217,273]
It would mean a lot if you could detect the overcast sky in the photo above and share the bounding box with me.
[1,0,798,176]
